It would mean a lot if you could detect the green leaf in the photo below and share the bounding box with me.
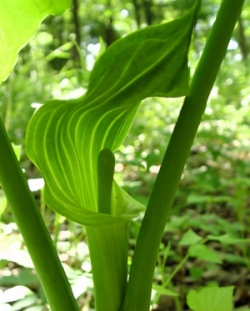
[208,234,250,245]
[152,284,178,297]
[187,286,234,311]
[0,269,38,287]
[26,2,199,226]
[11,294,38,311]
[179,229,202,246]
[188,244,222,264]
[187,194,231,205]
[0,0,71,82]
[0,249,34,268]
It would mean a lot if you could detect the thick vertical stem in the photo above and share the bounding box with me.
[122,0,245,310]
[132,0,141,28]
[142,0,153,25]
[72,0,81,46]
[86,222,129,311]
[0,118,79,311]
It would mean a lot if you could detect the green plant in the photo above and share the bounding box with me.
[0,0,246,311]
[187,285,235,311]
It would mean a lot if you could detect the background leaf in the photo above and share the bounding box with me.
[187,286,234,311]
[179,228,202,246]
[0,0,71,83]
[208,234,250,245]
[188,244,222,264]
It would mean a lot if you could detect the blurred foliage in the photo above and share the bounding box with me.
[1,0,250,310]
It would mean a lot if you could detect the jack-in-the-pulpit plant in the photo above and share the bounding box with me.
[25,2,199,310]
[0,0,246,310]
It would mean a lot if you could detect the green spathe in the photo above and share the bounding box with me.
[26,3,198,227]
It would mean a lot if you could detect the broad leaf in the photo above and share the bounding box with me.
[0,0,71,82]
[188,244,222,264]
[208,234,250,245]
[26,2,200,226]
[187,286,234,311]
[179,229,202,246]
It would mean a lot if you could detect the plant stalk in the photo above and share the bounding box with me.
[0,118,79,311]
[86,222,129,311]
[122,0,245,310]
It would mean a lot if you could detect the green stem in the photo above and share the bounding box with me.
[0,118,79,311]
[164,253,190,287]
[122,1,245,310]
[169,281,182,311]
[86,222,129,311]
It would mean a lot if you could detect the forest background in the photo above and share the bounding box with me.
[0,0,250,310]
